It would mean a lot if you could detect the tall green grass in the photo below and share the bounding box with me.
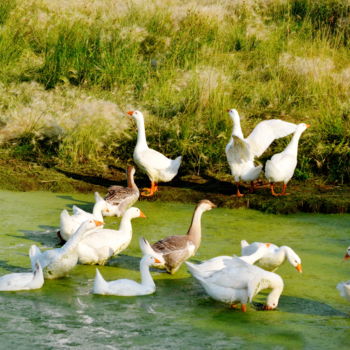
[0,0,350,183]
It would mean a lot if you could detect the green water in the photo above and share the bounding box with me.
[0,191,349,350]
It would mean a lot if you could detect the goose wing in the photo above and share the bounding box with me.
[226,135,252,163]
[246,119,297,158]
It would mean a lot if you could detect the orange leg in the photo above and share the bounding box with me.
[249,181,255,193]
[270,183,280,197]
[241,304,247,312]
[235,182,244,197]
[279,183,290,196]
[141,181,157,197]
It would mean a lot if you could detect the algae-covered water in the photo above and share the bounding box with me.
[0,191,349,350]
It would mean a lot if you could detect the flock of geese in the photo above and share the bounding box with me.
[0,109,349,311]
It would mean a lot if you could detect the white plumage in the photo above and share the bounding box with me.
[128,110,181,196]
[225,109,297,197]
[265,123,309,196]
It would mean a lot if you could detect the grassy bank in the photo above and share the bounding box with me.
[0,1,350,190]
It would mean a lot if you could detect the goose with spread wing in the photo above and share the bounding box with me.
[226,109,297,197]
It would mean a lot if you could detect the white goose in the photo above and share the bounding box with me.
[265,123,310,196]
[241,240,302,272]
[337,281,350,302]
[226,109,297,197]
[140,200,216,274]
[32,219,103,279]
[187,257,284,312]
[104,166,140,217]
[185,243,271,279]
[127,110,182,196]
[77,207,146,265]
[0,246,44,291]
[92,239,164,296]
[59,192,112,242]
[336,248,350,302]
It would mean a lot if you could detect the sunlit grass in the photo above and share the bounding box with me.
[0,0,349,182]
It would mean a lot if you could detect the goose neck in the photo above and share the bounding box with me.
[119,215,133,235]
[231,113,244,139]
[62,226,93,253]
[186,206,205,249]
[127,170,137,190]
[243,249,265,264]
[284,130,303,155]
[140,259,155,288]
[92,201,105,221]
[135,116,148,149]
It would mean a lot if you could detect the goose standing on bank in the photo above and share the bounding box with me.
[32,219,103,279]
[59,192,112,242]
[104,166,140,217]
[0,245,44,291]
[140,200,216,274]
[187,257,284,312]
[226,109,297,197]
[77,207,146,265]
[241,240,302,272]
[127,110,182,196]
[93,238,165,296]
[265,123,310,196]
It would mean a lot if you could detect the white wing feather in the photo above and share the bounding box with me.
[226,136,251,163]
[246,119,297,158]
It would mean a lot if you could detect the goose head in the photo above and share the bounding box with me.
[83,219,104,231]
[264,273,284,310]
[284,246,302,273]
[296,123,310,134]
[127,110,144,121]
[197,199,217,212]
[227,109,240,124]
[141,254,164,267]
[124,207,146,219]
[344,246,350,260]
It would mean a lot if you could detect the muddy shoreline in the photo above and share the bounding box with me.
[0,158,349,214]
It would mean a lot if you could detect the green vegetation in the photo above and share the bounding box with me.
[0,0,350,183]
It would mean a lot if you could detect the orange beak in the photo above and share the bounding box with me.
[105,209,110,213]
[127,111,134,116]
[94,220,104,226]
[139,210,146,218]
[344,253,350,260]
[296,264,302,273]
[306,124,311,128]
[265,243,271,248]
[154,258,161,264]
